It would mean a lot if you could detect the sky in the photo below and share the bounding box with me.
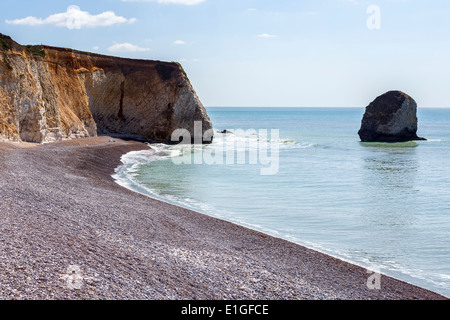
[1,0,450,108]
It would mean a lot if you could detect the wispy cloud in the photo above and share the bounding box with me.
[257,33,277,38]
[173,40,187,45]
[108,42,151,53]
[5,5,135,29]
[178,58,200,62]
[121,0,206,5]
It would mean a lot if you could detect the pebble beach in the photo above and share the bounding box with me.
[0,136,446,300]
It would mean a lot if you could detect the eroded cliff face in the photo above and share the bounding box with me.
[0,34,213,144]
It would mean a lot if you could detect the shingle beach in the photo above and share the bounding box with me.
[0,137,446,300]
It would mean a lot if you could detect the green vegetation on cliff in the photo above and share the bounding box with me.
[1,39,10,50]
[24,45,46,58]
[0,33,11,50]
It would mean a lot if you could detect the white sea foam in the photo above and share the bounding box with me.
[116,132,315,170]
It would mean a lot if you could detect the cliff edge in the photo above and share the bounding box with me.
[0,34,213,144]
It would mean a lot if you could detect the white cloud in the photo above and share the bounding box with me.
[257,34,277,38]
[6,16,44,26]
[178,58,200,63]
[173,40,186,45]
[92,46,100,51]
[5,5,135,29]
[121,0,206,5]
[107,42,151,53]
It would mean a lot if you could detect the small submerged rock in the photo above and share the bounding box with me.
[358,90,426,143]
[217,130,233,134]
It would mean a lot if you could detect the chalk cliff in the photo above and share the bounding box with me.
[0,34,213,144]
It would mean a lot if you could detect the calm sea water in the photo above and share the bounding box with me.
[114,107,450,297]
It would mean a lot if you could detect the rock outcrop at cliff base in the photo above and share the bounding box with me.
[358,90,426,143]
[0,33,213,144]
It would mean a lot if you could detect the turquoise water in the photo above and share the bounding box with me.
[114,107,450,297]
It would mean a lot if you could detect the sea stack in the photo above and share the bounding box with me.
[358,90,426,142]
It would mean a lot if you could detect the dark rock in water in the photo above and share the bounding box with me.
[358,91,426,142]
[217,130,233,134]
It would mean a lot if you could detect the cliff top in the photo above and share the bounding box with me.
[0,33,182,72]
[1,33,25,52]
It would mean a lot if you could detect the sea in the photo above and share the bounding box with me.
[113,107,450,298]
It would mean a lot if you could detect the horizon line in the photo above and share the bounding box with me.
[205,106,450,109]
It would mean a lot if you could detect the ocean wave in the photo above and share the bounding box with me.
[212,131,316,151]
[118,133,316,169]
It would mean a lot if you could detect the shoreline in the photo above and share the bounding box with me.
[0,136,447,300]
[113,158,442,297]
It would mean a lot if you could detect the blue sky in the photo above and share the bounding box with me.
[1,0,449,108]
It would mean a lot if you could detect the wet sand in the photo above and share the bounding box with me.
[0,136,447,300]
